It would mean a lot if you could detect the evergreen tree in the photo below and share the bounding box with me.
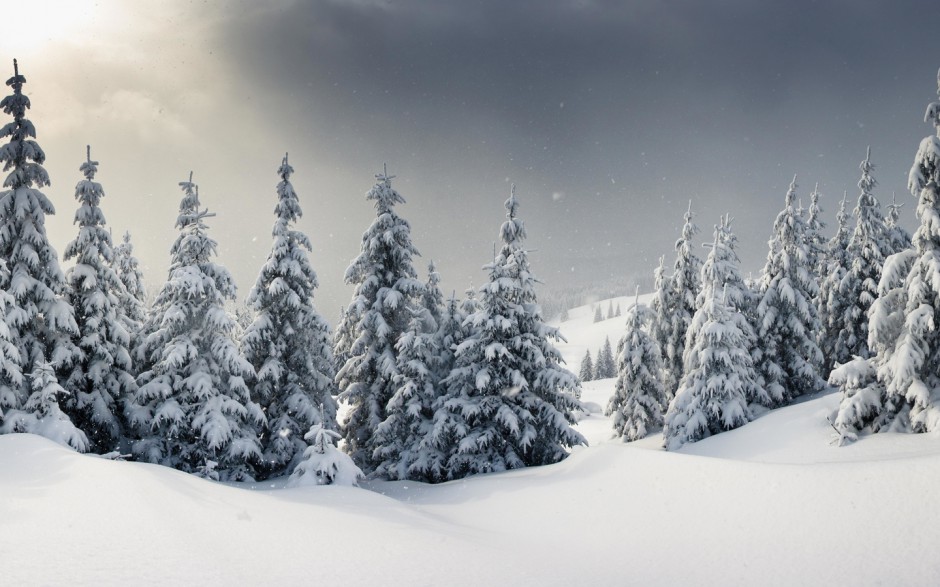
[371,307,443,481]
[806,183,827,279]
[0,59,81,446]
[754,176,825,407]
[0,260,22,430]
[2,361,87,450]
[130,174,262,480]
[335,167,424,473]
[112,231,147,361]
[664,202,702,398]
[332,305,355,374]
[885,191,913,255]
[606,295,665,441]
[689,217,766,407]
[615,303,622,317]
[834,70,940,439]
[819,192,853,375]
[663,287,752,450]
[422,260,444,331]
[62,146,136,453]
[606,300,615,320]
[649,255,674,392]
[579,350,594,382]
[837,147,890,362]
[241,154,338,480]
[594,336,616,379]
[432,186,585,479]
[593,304,603,323]
[287,419,363,487]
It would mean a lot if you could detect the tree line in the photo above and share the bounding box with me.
[605,69,940,450]
[0,60,583,485]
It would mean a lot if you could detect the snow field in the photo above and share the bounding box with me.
[3,294,939,586]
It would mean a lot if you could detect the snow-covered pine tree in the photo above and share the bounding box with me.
[371,306,444,481]
[834,69,940,439]
[664,202,702,398]
[606,300,615,320]
[335,167,424,473]
[663,285,752,450]
[0,260,22,430]
[649,255,674,390]
[818,192,853,375]
[606,293,665,441]
[594,336,616,379]
[287,418,363,487]
[579,350,594,382]
[130,174,263,480]
[2,361,87,450]
[332,305,355,373]
[615,303,622,317]
[806,183,827,280]
[0,59,82,447]
[885,191,912,255]
[112,231,147,362]
[837,147,891,362]
[61,147,136,453]
[593,304,603,323]
[433,186,585,479]
[432,292,463,383]
[241,154,338,480]
[688,217,766,407]
[422,260,444,332]
[754,176,825,407]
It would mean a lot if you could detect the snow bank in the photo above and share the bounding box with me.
[3,294,939,586]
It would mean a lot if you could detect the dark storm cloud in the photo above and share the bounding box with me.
[211,0,940,308]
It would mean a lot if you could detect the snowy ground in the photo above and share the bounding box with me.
[3,295,940,586]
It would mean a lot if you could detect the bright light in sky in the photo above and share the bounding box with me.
[2,1,100,54]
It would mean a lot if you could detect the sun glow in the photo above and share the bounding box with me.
[0,0,103,55]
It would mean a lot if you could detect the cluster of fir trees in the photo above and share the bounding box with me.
[0,60,585,485]
[607,139,916,448]
[334,178,584,482]
[579,336,616,381]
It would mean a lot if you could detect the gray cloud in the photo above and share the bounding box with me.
[5,0,940,318]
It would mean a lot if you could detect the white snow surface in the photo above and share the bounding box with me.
[3,293,940,586]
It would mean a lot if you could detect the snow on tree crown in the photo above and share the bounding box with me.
[80,145,98,181]
[500,184,526,246]
[367,163,405,211]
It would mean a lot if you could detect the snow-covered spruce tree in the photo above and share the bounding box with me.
[422,260,444,332]
[606,295,665,441]
[606,300,615,320]
[594,336,616,379]
[335,168,424,473]
[834,69,940,439]
[0,59,83,448]
[112,231,147,362]
[130,175,262,480]
[818,192,853,375]
[885,191,913,256]
[433,186,585,479]
[664,202,702,398]
[61,147,137,453]
[432,292,463,382]
[2,361,87,450]
[754,176,825,407]
[837,147,891,362]
[241,154,338,480]
[649,255,674,386]
[287,419,363,487]
[688,217,766,407]
[593,304,603,323]
[0,260,22,429]
[579,350,594,382]
[371,306,444,481]
[806,183,827,279]
[663,286,752,450]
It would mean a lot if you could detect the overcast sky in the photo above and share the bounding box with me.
[3,0,940,317]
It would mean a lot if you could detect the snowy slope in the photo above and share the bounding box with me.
[3,295,940,586]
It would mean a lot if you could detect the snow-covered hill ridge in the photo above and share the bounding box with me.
[3,294,939,586]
